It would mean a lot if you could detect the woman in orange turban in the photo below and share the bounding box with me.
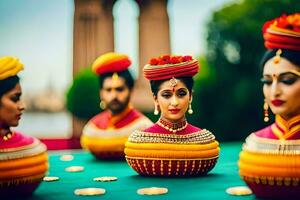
[0,57,48,197]
[239,13,300,198]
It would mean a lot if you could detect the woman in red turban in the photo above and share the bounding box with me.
[125,55,220,177]
[239,13,300,198]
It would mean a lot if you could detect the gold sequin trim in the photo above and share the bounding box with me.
[126,157,218,176]
[243,133,300,155]
[125,155,219,161]
[0,173,45,187]
[242,175,300,187]
[128,129,215,144]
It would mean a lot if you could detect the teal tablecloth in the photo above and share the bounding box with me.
[29,142,257,199]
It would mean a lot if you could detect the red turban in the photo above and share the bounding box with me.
[143,55,199,80]
[92,52,132,75]
[263,13,300,51]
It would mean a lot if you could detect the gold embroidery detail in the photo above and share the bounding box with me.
[243,133,300,155]
[128,129,215,144]
[242,175,299,186]
[126,156,218,176]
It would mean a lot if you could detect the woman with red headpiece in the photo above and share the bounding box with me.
[239,13,300,198]
[125,55,220,177]
[0,56,48,197]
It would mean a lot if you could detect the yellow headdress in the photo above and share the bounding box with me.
[0,56,24,80]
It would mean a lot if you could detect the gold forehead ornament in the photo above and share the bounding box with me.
[112,72,119,87]
[169,77,178,87]
[112,72,119,81]
[273,49,282,64]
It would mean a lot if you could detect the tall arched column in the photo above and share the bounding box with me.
[72,0,116,139]
[73,0,116,75]
[133,0,170,111]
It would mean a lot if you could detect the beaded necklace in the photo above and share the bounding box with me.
[0,129,13,141]
[157,118,188,133]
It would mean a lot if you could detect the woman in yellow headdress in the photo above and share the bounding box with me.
[0,57,48,197]
[238,13,300,198]
[125,55,220,177]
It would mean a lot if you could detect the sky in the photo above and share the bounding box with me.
[0,0,235,94]
[0,0,73,93]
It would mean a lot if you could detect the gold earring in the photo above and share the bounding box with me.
[263,99,269,122]
[188,102,193,115]
[100,101,106,110]
[154,104,159,115]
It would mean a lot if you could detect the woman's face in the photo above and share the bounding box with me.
[0,83,25,127]
[262,57,300,120]
[155,79,191,122]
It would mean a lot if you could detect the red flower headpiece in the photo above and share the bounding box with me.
[149,55,193,66]
[263,13,300,51]
[143,55,199,80]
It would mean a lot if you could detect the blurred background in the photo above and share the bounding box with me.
[0,0,299,143]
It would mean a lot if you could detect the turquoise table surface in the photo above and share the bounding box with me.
[28,142,257,200]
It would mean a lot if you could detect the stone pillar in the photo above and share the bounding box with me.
[72,0,115,139]
[73,0,116,75]
[133,0,170,111]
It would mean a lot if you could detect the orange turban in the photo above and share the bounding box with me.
[143,55,199,80]
[92,52,132,75]
[263,13,300,51]
[0,56,24,80]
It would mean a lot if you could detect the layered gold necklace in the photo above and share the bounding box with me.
[157,118,188,133]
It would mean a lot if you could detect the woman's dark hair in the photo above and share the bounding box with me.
[0,75,20,99]
[150,77,194,96]
[98,69,134,90]
[260,49,300,69]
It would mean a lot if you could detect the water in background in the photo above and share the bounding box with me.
[15,112,72,139]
